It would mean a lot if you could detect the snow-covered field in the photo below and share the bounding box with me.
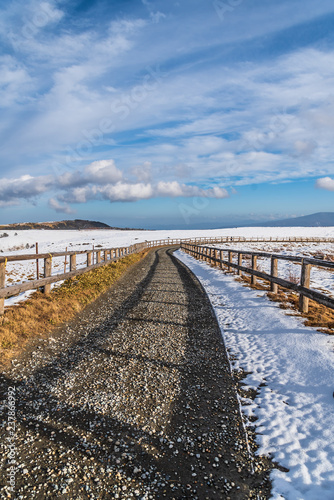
[175,249,334,500]
[209,240,334,298]
[1,226,334,308]
[1,226,334,498]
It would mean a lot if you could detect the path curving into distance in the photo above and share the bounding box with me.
[0,247,272,499]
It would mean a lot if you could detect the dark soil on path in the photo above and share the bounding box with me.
[0,247,272,499]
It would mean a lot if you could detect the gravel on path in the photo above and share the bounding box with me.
[0,247,272,499]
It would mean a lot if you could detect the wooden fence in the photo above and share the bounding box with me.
[1,235,333,315]
[0,242,148,315]
[148,236,334,245]
[180,243,334,314]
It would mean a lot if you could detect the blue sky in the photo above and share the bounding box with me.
[1,0,334,229]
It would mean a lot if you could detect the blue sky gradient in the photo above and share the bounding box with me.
[1,0,334,228]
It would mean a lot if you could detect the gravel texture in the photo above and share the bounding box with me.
[0,247,272,499]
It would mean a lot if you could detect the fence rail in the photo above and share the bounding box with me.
[146,236,334,246]
[0,242,147,314]
[180,243,334,314]
[1,236,333,315]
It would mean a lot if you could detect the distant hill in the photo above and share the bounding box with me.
[0,219,139,231]
[253,212,334,227]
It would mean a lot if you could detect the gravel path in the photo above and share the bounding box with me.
[0,247,272,499]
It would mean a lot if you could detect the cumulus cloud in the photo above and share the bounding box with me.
[156,181,228,199]
[0,174,53,203]
[48,197,74,214]
[0,159,228,210]
[84,160,123,184]
[98,182,154,202]
[315,177,334,191]
[57,160,123,187]
[60,180,228,204]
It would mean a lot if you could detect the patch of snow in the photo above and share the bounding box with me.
[209,240,334,298]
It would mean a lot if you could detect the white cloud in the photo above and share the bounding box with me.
[56,160,123,188]
[315,177,334,191]
[64,187,91,204]
[98,182,154,202]
[0,160,228,209]
[48,197,74,214]
[156,181,228,199]
[0,174,53,203]
[84,160,123,184]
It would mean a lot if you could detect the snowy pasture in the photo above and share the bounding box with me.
[208,240,334,299]
[1,226,334,308]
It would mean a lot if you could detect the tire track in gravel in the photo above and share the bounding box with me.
[0,247,272,499]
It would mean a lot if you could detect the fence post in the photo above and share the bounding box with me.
[219,250,223,269]
[70,253,76,271]
[238,253,242,276]
[251,255,257,285]
[271,256,278,293]
[64,247,68,273]
[43,257,52,294]
[0,261,6,315]
[228,251,232,272]
[215,249,219,266]
[36,242,39,279]
[299,260,311,313]
[87,251,92,267]
[96,250,101,264]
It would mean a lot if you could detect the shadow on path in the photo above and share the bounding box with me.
[0,247,273,499]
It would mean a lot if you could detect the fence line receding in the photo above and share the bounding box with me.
[0,236,333,315]
[180,242,334,314]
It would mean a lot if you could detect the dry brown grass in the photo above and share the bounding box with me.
[0,250,148,367]
[235,273,334,335]
[205,246,334,335]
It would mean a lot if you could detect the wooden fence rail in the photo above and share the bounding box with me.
[1,236,333,315]
[180,243,334,314]
[0,242,148,315]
